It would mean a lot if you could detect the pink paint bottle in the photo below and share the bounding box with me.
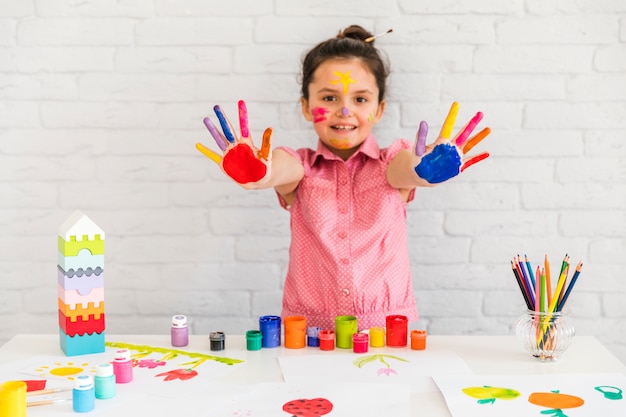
[112,349,133,384]
[352,332,369,354]
[171,314,189,347]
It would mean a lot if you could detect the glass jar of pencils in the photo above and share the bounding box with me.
[515,309,575,362]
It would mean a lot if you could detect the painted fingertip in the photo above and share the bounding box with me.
[416,121,428,156]
[259,127,273,161]
[195,142,222,164]
[238,100,250,138]
[203,117,227,151]
[214,105,236,143]
[460,152,489,172]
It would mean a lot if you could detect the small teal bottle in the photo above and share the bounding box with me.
[94,363,116,399]
[72,375,95,413]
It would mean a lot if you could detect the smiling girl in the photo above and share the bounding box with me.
[197,25,490,330]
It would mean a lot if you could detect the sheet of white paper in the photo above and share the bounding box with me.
[205,382,411,417]
[278,348,472,392]
[433,373,626,417]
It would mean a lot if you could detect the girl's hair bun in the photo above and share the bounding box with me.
[337,25,373,43]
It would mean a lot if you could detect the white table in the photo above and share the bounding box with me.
[1,334,624,416]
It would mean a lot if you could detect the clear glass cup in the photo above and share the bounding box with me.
[515,309,575,362]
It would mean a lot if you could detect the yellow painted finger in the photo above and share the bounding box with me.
[462,127,491,154]
[258,127,273,161]
[195,142,222,164]
[440,101,459,140]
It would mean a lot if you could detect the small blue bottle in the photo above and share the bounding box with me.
[259,315,281,348]
[73,375,95,413]
[94,363,116,399]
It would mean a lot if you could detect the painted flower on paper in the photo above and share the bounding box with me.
[353,354,409,377]
[136,359,166,369]
[155,368,198,381]
[376,367,398,376]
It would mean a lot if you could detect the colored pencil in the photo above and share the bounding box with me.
[511,261,533,309]
[558,262,583,311]
[544,254,552,305]
[517,255,536,308]
[525,255,537,292]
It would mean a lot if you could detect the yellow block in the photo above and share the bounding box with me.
[58,235,105,256]
[58,299,105,321]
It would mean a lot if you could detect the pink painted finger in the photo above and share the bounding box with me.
[455,112,483,147]
[416,121,428,156]
[258,127,272,161]
[238,100,249,138]
[203,117,227,151]
[460,152,489,172]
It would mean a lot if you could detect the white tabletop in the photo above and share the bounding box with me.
[1,334,624,416]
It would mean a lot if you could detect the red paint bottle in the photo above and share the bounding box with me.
[319,330,335,351]
[386,315,408,347]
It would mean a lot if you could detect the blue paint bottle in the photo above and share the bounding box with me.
[259,315,281,348]
[72,375,95,413]
[307,326,321,347]
[94,363,116,399]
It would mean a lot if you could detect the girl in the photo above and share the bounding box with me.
[196,25,490,330]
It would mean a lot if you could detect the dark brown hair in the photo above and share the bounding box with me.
[300,25,389,102]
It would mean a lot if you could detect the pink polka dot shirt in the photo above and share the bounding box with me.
[277,134,419,330]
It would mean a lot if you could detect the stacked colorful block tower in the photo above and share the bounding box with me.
[58,210,106,356]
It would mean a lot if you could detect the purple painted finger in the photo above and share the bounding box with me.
[214,105,236,143]
[416,121,428,156]
[238,100,250,138]
[455,112,483,147]
[203,117,227,151]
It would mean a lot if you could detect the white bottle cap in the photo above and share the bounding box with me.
[96,362,114,377]
[172,315,187,328]
[74,375,93,390]
[114,349,130,361]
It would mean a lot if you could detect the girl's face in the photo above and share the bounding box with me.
[301,58,385,160]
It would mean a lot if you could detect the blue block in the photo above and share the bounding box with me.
[59,328,105,356]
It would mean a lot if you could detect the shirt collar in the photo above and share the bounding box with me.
[313,134,381,162]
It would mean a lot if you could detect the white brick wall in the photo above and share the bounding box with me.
[0,1,625,363]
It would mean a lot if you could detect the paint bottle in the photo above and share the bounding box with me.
[307,326,321,347]
[112,349,133,383]
[369,326,385,347]
[386,315,408,347]
[410,330,427,350]
[210,331,225,351]
[0,381,27,417]
[319,330,335,351]
[284,315,307,349]
[94,363,116,399]
[352,332,369,354]
[259,315,281,348]
[246,330,262,351]
[171,314,189,347]
[72,375,95,413]
[335,315,358,349]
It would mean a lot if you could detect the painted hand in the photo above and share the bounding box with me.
[195,100,272,185]
[413,102,491,184]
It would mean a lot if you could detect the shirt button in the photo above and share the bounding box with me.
[338,231,347,239]
[340,178,348,185]
[341,289,350,296]
[339,207,347,214]
[340,258,349,265]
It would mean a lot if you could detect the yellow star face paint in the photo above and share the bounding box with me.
[331,71,356,95]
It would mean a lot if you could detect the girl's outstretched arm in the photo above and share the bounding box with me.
[387,102,491,190]
[196,100,304,192]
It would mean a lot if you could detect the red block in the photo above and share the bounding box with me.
[58,310,105,337]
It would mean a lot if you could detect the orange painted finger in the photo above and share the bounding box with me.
[460,152,489,172]
[439,102,459,140]
[195,142,222,164]
[462,127,491,154]
[258,128,273,161]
